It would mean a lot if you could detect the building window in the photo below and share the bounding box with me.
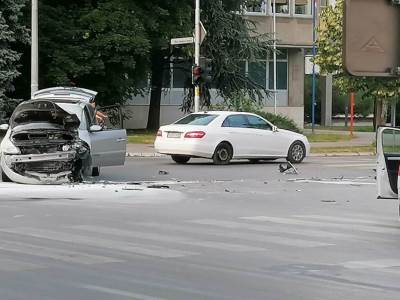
[294,0,312,15]
[240,49,288,92]
[268,61,288,90]
[271,0,290,14]
[248,61,267,89]
[244,0,268,14]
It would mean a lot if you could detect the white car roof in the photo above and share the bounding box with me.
[32,87,97,103]
[196,111,256,116]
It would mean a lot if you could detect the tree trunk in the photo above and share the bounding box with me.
[374,98,387,130]
[147,51,164,130]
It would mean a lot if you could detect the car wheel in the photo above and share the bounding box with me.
[287,141,306,164]
[92,167,100,177]
[171,155,190,164]
[213,142,233,165]
[1,170,11,182]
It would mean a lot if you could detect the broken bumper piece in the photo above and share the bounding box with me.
[2,151,77,185]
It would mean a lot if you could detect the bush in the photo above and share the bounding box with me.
[255,110,302,133]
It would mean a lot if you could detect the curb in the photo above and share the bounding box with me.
[126,152,165,158]
[126,152,375,158]
[309,152,375,157]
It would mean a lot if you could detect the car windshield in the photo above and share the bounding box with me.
[175,114,217,125]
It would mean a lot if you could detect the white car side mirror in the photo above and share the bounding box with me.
[89,125,103,132]
[0,124,9,131]
[272,126,278,132]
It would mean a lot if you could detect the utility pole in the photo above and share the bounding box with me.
[311,0,317,133]
[273,0,277,115]
[194,0,201,112]
[31,0,39,97]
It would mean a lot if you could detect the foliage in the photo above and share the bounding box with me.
[315,0,400,100]
[197,0,274,109]
[211,93,301,133]
[38,0,151,106]
[0,0,29,119]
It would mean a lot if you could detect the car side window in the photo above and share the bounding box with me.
[222,115,249,128]
[84,105,96,129]
[246,115,272,130]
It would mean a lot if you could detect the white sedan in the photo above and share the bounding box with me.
[154,111,310,165]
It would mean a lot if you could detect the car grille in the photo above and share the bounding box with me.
[15,161,73,173]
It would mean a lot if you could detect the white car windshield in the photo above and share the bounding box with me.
[175,114,217,125]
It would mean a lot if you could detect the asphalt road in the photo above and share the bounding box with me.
[1,156,400,300]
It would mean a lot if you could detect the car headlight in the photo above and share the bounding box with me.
[1,139,20,155]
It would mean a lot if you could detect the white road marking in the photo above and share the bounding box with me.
[342,259,400,269]
[0,257,43,272]
[0,240,122,265]
[322,164,376,168]
[239,216,400,235]
[0,228,198,258]
[294,215,396,226]
[189,219,354,240]
[133,222,334,248]
[81,285,167,300]
[290,179,375,185]
[71,225,266,252]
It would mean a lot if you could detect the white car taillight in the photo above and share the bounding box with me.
[184,131,206,138]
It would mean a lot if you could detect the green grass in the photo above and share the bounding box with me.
[306,133,353,143]
[304,125,375,132]
[311,145,376,154]
[127,130,156,144]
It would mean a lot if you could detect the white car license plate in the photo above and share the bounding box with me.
[167,132,181,138]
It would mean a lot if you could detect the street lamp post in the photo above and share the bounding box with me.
[273,0,277,115]
[31,0,39,97]
[194,0,201,113]
[311,0,317,133]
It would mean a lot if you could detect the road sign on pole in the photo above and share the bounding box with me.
[171,37,194,45]
[199,21,207,45]
[344,0,400,77]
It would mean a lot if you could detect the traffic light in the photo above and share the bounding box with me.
[344,0,400,77]
[199,57,213,83]
[192,65,202,85]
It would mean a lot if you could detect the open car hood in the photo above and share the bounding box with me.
[10,100,80,131]
[32,87,97,103]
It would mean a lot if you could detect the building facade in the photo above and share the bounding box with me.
[124,0,328,129]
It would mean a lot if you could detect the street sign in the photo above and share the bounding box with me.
[344,0,400,77]
[171,37,194,45]
[199,21,207,45]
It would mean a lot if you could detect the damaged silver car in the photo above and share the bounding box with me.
[0,87,127,184]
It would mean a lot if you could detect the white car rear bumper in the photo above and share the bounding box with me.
[154,138,214,158]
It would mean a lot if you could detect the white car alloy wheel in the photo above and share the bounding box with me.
[288,141,306,163]
[213,143,233,165]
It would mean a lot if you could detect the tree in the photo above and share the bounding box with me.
[0,0,29,119]
[314,0,400,128]
[145,0,274,130]
[38,0,151,106]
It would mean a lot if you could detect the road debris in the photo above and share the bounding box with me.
[148,184,170,189]
[321,200,337,203]
[158,170,169,175]
[279,161,298,175]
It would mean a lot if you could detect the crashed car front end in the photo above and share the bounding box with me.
[0,100,90,184]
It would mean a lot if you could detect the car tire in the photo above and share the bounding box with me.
[171,155,190,164]
[213,142,233,165]
[92,167,100,177]
[287,141,306,164]
[1,170,11,182]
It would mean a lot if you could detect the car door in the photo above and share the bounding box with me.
[83,105,127,167]
[89,129,127,166]
[245,115,284,157]
[221,114,253,157]
[377,127,400,199]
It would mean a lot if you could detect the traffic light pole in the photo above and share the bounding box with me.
[194,0,201,113]
[31,0,39,97]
